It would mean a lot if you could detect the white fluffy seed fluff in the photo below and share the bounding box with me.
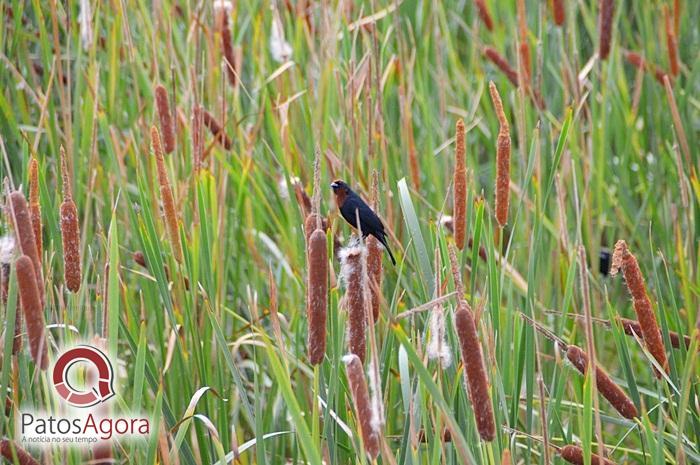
[269,15,292,63]
[0,235,16,264]
[338,238,367,288]
[368,358,385,433]
[213,0,233,12]
[426,305,452,368]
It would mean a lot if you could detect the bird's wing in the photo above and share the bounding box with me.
[341,197,385,235]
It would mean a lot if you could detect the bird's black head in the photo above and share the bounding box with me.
[330,179,351,194]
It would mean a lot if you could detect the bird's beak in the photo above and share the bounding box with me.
[330,182,339,189]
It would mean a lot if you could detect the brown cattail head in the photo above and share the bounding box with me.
[474,0,494,31]
[663,6,680,77]
[28,157,42,263]
[453,119,467,250]
[0,438,41,465]
[552,0,565,26]
[366,173,382,322]
[598,0,614,60]
[154,84,176,154]
[454,305,495,441]
[16,255,48,370]
[202,108,233,151]
[489,82,511,228]
[618,317,690,349]
[343,354,381,459]
[611,240,667,377]
[133,251,147,268]
[560,444,617,465]
[624,51,669,85]
[293,179,313,218]
[9,191,44,307]
[304,213,328,244]
[60,146,82,293]
[220,11,237,87]
[501,449,512,465]
[192,105,204,170]
[340,242,367,363]
[566,345,638,419]
[484,47,519,87]
[306,228,328,365]
[152,126,183,263]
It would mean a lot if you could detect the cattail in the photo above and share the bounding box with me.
[516,0,531,86]
[0,438,40,465]
[618,317,690,350]
[663,6,679,77]
[340,242,367,363]
[598,0,614,60]
[202,108,233,150]
[9,192,44,307]
[154,84,176,154]
[474,0,494,31]
[1,236,21,354]
[565,345,638,419]
[427,302,451,368]
[560,445,617,465]
[624,51,668,85]
[611,240,667,377]
[484,47,518,87]
[152,126,183,263]
[307,228,327,365]
[501,449,512,465]
[552,0,565,26]
[454,305,496,441]
[366,173,382,322]
[220,11,237,87]
[133,251,147,268]
[28,157,42,262]
[16,255,48,370]
[293,178,312,218]
[60,147,82,292]
[489,82,511,228]
[343,354,381,459]
[453,119,467,250]
[192,105,204,170]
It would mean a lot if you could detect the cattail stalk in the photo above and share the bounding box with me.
[366,172,382,322]
[9,192,44,307]
[343,354,381,459]
[611,240,667,377]
[489,82,511,228]
[560,445,617,465]
[663,6,679,77]
[552,0,565,26]
[220,12,237,87]
[566,345,638,419]
[455,305,496,441]
[453,119,467,250]
[151,126,183,263]
[307,229,327,365]
[60,146,82,292]
[341,243,367,363]
[0,438,40,465]
[28,157,42,263]
[16,255,48,370]
[484,47,518,87]
[155,84,176,154]
[598,0,614,60]
[202,108,233,151]
[474,0,494,31]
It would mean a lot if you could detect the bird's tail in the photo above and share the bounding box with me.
[378,235,396,265]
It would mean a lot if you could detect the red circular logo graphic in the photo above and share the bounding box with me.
[52,345,115,408]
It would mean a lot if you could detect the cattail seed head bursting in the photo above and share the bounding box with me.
[29,157,42,262]
[16,255,48,370]
[9,191,44,307]
[306,228,328,365]
[0,438,41,465]
[340,241,368,363]
[1,236,21,354]
[454,304,496,441]
[343,354,381,459]
[611,240,667,377]
[151,126,183,263]
[426,304,452,368]
[560,444,617,465]
[154,84,176,154]
[566,345,638,419]
[60,147,82,292]
[453,119,467,250]
[489,82,511,228]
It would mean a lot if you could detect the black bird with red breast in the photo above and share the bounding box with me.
[331,180,396,265]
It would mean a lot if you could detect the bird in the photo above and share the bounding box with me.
[331,179,396,265]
